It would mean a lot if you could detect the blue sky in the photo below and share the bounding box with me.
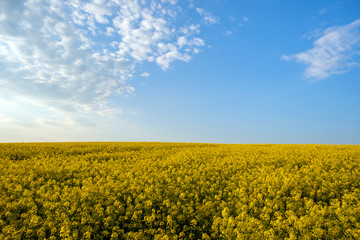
[0,0,359,143]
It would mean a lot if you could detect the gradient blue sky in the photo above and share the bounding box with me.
[0,0,359,143]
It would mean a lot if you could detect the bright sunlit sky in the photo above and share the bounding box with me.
[0,0,359,143]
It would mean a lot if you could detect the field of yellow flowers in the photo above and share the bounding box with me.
[1,142,360,239]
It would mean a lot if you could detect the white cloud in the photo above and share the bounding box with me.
[177,36,188,47]
[181,24,200,35]
[0,113,33,127]
[243,16,249,22]
[105,27,115,36]
[196,8,219,25]
[83,0,112,24]
[0,0,206,116]
[141,72,150,77]
[282,19,360,79]
[156,50,191,70]
[36,118,63,127]
[177,36,204,48]
[0,114,18,125]
[161,0,177,5]
[190,37,205,46]
[193,48,200,54]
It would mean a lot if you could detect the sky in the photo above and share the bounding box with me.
[0,0,359,144]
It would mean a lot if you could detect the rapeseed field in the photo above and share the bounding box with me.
[0,142,359,239]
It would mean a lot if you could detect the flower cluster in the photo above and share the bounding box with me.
[0,143,359,239]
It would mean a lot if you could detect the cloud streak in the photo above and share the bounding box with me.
[0,114,33,127]
[282,19,360,80]
[196,8,219,25]
[0,0,206,115]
